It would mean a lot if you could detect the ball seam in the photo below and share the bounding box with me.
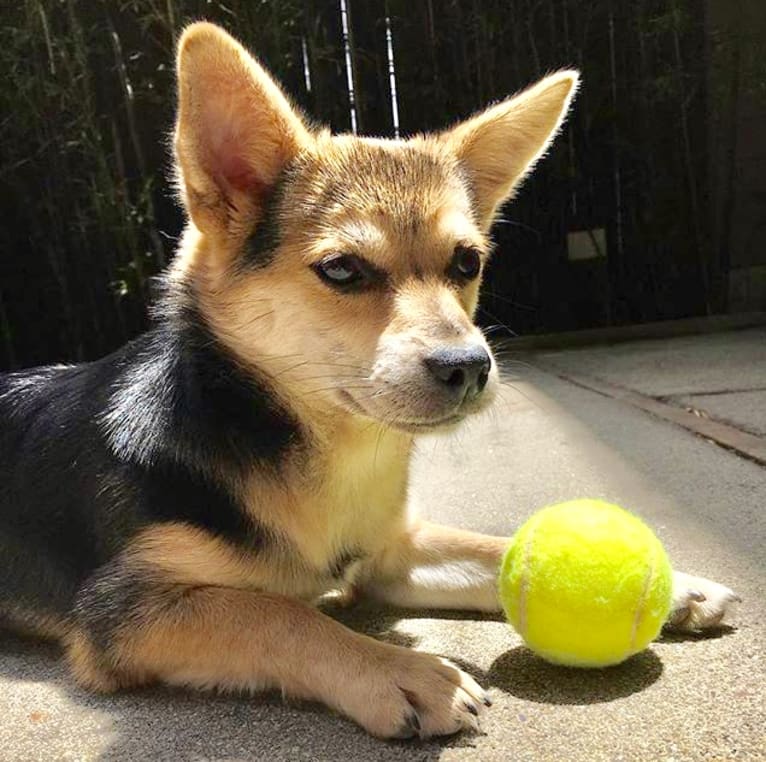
[629,539,657,653]
[517,513,543,640]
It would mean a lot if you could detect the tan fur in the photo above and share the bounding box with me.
[170,24,577,438]
[123,421,414,601]
[33,24,739,740]
[186,136,494,431]
[1,605,70,641]
[155,22,577,737]
[174,22,312,242]
[74,584,485,738]
[65,630,127,693]
[57,22,582,739]
[441,71,580,227]
[360,520,509,611]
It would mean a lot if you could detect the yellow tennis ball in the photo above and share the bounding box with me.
[499,500,673,667]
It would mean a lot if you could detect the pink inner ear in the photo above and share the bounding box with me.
[216,145,262,194]
[209,131,264,196]
[198,89,267,198]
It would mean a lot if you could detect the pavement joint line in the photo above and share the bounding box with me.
[535,363,766,467]
[662,386,766,399]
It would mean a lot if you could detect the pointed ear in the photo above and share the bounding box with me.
[442,71,579,228]
[174,23,312,237]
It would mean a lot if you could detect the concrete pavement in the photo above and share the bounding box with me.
[529,326,766,464]
[1,328,764,761]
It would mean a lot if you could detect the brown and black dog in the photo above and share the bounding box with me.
[0,23,739,739]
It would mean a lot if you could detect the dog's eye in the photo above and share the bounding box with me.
[449,246,482,282]
[313,254,368,290]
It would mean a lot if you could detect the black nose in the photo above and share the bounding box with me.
[424,346,491,399]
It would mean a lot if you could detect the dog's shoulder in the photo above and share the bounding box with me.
[0,313,304,610]
[102,307,305,478]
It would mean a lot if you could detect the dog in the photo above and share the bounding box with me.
[0,22,740,739]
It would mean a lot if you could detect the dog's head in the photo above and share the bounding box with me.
[172,23,577,433]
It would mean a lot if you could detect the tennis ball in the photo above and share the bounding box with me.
[499,499,673,667]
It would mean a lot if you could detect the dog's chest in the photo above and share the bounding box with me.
[244,425,412,597]
[299,429,412,565]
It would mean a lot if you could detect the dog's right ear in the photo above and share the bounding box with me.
[441,71,579,230]
[174,23,311,238]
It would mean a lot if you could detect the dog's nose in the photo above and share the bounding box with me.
[424,346,491,399]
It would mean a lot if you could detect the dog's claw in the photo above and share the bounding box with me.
[395,711,421,739]
[668,606,690,627]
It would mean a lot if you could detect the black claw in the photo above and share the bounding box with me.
[670,607,690,626]
[394,712,420,740]
[482,693,493,707]
[464,701,478,717]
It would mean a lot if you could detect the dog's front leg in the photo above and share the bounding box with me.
[360,520,508,612]
[67,561,489,739]
[362,520,741,631]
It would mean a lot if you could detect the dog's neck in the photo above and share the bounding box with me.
[109,290,415,492]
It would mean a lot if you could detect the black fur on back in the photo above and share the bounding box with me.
[0,286,304,625]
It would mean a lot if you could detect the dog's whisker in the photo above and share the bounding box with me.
[297,373,370,382]
[301,384,373,396]
[477,306,518,337]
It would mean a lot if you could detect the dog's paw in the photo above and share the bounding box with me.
[667,571,742,631]
[342,645,490,739]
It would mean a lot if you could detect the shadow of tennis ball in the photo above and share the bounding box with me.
[487,645,663,705]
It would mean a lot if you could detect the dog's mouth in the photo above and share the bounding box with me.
[337,389,469,433]
[393,414,466,433]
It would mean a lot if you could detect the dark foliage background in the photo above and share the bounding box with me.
[0,0,763,370]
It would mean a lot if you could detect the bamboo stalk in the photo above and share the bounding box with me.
[0,287,16,370]
[671,1,711,314]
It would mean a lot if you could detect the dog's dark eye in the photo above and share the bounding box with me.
[313,254,371,291]
[449,246,482,282]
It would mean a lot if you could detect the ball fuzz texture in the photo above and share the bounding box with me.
[499,500,673,667]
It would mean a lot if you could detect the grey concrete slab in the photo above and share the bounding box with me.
[1,365,764,761]
[500,312,766,351]
[675,390,766,437]
[534,326,766,397]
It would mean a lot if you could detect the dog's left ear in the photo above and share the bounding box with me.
[442,71,579,229]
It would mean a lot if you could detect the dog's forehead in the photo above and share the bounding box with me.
[283,136,482,271]
[300,137,474,231]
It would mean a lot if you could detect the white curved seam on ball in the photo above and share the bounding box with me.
[518,517,540,640]
[630,541,656,653]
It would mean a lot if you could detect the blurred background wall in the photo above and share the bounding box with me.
[0,0,764,370]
